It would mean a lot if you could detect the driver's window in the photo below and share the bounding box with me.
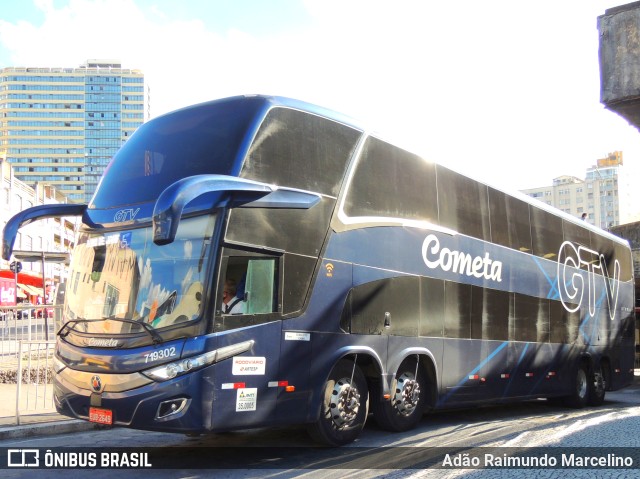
[221,254,279,316]
[245,259,276,314]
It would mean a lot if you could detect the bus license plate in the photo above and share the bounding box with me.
[89,407,113,425]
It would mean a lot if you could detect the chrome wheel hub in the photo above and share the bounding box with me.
[577,369,588,399]
[394,372,421,416]
[329,378,361,429]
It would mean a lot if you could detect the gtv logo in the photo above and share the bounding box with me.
[557,241,620,320]
[114,208,140,223]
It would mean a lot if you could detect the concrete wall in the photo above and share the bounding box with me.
[611,221,640,278]
[599,1,640,129]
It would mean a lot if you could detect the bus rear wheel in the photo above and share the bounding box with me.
[307,359,369,446]
[372,358,427,432]
[563,362,589,408]
[588,363,606,406]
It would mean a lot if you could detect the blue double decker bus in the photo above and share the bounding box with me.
[3,95,635,445]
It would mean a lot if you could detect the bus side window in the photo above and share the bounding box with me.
[245,258,277,314]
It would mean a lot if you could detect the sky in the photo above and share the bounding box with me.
[0,0,639,194]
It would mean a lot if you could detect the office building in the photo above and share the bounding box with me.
[0,59,147,202]
[521,152,627,230]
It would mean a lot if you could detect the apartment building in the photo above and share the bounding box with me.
[521,152,625,229]
[0,159,77,293]
[0,59,147,203]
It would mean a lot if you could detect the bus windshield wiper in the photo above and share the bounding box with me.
[58,317,163,344]
[107,317,164,344]
[57,318,90,338]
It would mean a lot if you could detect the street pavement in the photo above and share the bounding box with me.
[0,373,638,442]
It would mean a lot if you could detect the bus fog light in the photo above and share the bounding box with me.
[156,398,188,419]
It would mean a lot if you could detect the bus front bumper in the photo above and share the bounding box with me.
[53,366,209,433]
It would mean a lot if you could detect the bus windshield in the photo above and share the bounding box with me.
[90,97,262,208]
[65,215,214,333]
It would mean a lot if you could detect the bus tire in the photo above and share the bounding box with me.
[372,358,427,432]
[563,362,589,408]
[588,363,606,406]
[307,359,369,446]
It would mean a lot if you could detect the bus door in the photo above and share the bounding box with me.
[338,269,392,395]
[212,250,283,429]
[380,275,428,393]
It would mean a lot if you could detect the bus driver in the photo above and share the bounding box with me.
[222,279,245,315]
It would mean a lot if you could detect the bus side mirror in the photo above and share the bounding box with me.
[152,174,321,245]
[2,203,87,260]
[152,175,273,246]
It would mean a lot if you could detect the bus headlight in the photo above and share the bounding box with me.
[143,351,216,381]
[53,355,66,374]
[141,340,254,382]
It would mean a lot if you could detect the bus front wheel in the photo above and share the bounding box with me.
[372,358,427,432]
[307,359,369,446]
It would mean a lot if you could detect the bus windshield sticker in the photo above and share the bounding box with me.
[232,357,266,375]
[119,232,132,249]
[105,234,120,246]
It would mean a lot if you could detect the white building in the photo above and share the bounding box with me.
[0,159,76,297]
[521,152,631,230]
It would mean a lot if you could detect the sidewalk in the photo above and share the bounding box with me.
[0,383,95,440]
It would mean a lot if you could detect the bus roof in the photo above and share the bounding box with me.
[124,94,632,248]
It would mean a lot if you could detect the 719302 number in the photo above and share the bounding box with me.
[144,346,176,363]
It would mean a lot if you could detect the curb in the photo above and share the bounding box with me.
[0,419,96,440]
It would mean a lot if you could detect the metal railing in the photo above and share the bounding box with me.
[0,305,59,367]
[0,305,61,424]
[15,340,56,424]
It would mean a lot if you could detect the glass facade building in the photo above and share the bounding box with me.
[0,60,147,202]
